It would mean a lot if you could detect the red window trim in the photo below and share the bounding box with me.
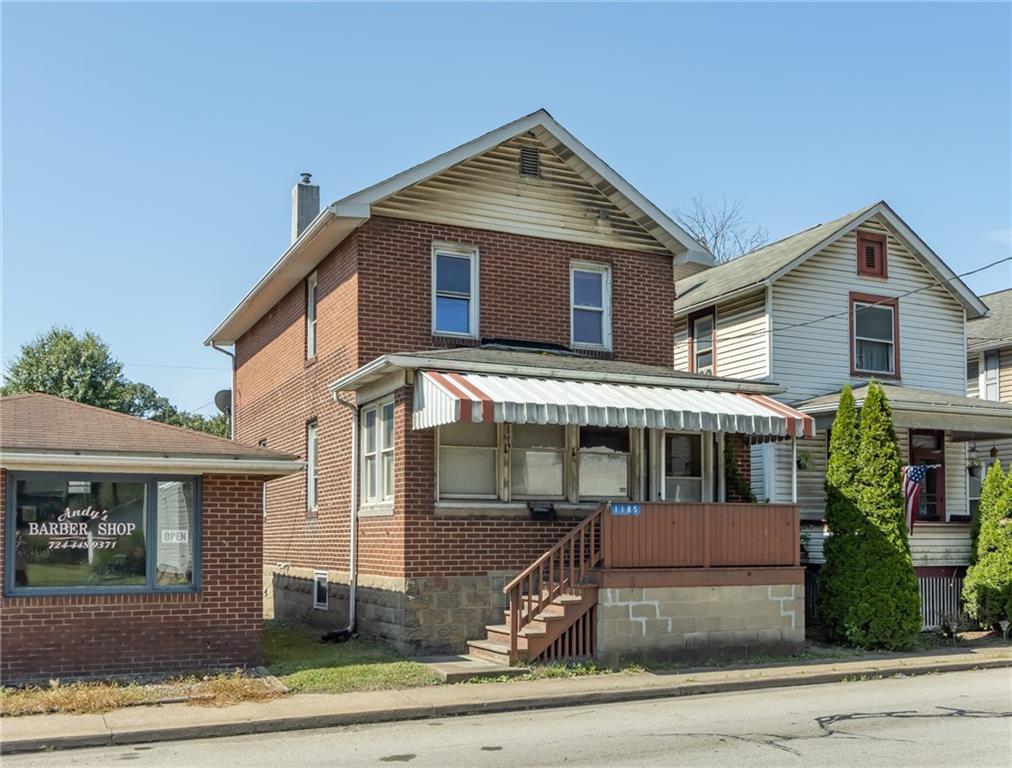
[849,292,901,379]
[908,429,948,522]
[687,307,717,374]
[856,230,887,278]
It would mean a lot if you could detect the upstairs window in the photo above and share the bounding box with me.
[571,261,612,350]
[432,244,479,337]
[362,400,395,506]
[306,271,318,359]
[856,231,887,277]
[689,309,716,375]
[982,351,1000,401]
[851,293,899,377]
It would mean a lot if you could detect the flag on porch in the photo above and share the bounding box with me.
[902,464,941,535]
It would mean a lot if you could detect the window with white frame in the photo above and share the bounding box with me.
[664,433,703,502]
[432,244,478,337]
[362,401,395,505]
[690,311,715,375]
[510,424,567,499]
[982,351,1000,401]
[578,427,630,500]
[313,570,328,610]
[852,296,898,375]
[571,262,611,349]
[306,271,318,359]
[438,421,498,498]
[306,420,318,514]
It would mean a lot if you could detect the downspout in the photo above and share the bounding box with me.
[211,343,236,440]
[333,391,359,634]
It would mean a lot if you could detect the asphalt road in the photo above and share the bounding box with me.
[6,669,1011,767]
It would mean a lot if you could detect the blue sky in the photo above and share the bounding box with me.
[3,2,1010,413]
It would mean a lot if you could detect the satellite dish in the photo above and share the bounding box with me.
[214,389,232,416]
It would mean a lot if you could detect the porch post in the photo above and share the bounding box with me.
[717,432,726,502]
[790,436,798,504]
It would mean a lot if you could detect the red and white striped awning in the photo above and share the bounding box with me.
[413,371,815,439]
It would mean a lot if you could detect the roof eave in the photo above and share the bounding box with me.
[0,450,304,475]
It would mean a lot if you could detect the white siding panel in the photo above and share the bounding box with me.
[673,317,689,371]
[771,218,966,402]
[674,290,768,380]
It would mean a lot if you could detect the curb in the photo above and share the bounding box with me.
[2,657,1009,754]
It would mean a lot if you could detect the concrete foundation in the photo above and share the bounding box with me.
[596,584,804,663]
[265,567,514,654]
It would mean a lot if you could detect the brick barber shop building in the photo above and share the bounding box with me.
[0,393,301,683]
[207,110,816,664]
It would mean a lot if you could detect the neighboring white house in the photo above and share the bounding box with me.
[673,201,1012,624]
[967,287,1012,491]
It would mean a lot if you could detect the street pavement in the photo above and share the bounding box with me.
[5,668,1010,767]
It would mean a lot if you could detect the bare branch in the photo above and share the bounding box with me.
[673,195,769,264]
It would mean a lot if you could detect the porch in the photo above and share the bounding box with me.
[469,500,803,664]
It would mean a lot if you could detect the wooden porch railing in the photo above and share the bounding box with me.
[502,502,606,659]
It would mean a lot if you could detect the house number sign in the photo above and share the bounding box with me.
[611,503,641,516]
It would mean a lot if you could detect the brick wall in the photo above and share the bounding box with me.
[0,470,266,683]
[237,216,676,584]
[725,435,755,503]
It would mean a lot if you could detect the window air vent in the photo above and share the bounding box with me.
[520,146,540,177]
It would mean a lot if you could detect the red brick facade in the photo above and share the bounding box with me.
[0,470,266,683]
[237,216,677,583]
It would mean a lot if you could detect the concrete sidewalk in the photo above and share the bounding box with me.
[2,646,1009,754]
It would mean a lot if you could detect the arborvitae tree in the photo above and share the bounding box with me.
[963,462,1012,628]
[843,382,921,649]
[969,461,1006,566]
[818,385,862,639]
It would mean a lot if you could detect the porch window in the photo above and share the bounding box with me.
[664,433,703,502]
[438,421,498,499]
[909,430,946,521]
[571,261,612,350]
[689,309,715,375]
[851,293,899,376]
[362,401,395,505]
[982,351,1000,401]
[578,427,630,500]
[7,473,199,595]
[432,243,479,337]
[510,424,566,499]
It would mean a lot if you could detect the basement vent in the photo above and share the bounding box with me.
[520,146,540,177]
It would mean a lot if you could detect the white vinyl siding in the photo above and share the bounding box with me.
[372,134,669,255]
[770,219,966,401]
[674,290,768,379]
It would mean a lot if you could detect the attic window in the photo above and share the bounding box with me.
[856,231,887,277]
[520,146,540,177]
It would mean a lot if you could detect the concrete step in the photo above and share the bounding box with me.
[413,654,528,683]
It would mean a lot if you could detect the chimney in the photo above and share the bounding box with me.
[291,172,320,242]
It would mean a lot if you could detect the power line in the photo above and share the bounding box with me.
[123,363,229,371]
[683,256,1011,346]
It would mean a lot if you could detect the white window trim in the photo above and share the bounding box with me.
[306,421,319,513]
[982,350,1000,402]
[853,301,896,375]
[313,570,328,610]
[435,423,501,501]
[431,242,479,338]
[361,398,395,508]
[692,313,715,375]
[306,271,318,359]
[658,430,713,503]
[570,261,612,351]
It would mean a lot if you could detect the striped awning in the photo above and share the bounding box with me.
[413,371,815,439]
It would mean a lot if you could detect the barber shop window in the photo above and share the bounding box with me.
[510,425,567,499]
[432,243,479,338]
[438,421,498,499]
[571,262,612,350]
[578,427,631,500]
[6,473,199,595]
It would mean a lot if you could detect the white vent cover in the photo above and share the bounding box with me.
[520,146,540,177]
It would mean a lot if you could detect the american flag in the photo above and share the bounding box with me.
[903,464,940,535]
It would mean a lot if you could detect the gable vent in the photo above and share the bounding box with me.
[519,146,540,177]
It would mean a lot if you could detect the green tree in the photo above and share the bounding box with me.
[963,462,1012,628]
[819,385,862,639]
[843,382,921,649]
[3,326,229,437]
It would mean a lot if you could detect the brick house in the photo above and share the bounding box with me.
[0,393,300,683]
[207,110,816,661]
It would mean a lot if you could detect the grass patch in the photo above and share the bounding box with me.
[262,621,440,694]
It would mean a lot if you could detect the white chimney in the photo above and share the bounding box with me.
[291,172,320,243]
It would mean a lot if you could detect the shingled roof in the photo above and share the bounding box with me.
[0,393,300,474]
[968,287,1012,352]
